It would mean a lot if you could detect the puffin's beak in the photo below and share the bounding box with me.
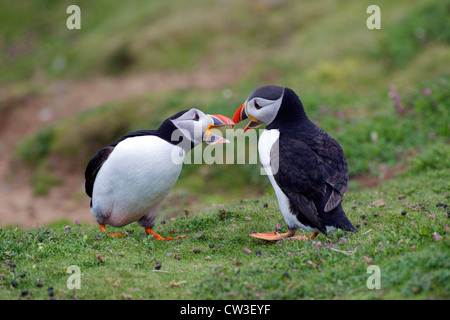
[233,102,264,132]
[208,114,235,128]
[204,114,234,145]
[233,102,248,123]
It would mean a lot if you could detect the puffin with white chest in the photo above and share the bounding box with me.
[85,108,234,239]
[233,85,357,241]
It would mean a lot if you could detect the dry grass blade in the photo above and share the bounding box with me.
[326,246,358,255]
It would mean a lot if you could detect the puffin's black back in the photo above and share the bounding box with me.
[85,111,189,199]
[110,110,189,148]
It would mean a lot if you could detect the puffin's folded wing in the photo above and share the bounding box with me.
[84,146,115,198]
[271,137,327,197]
[271,133,348,221]
[270,138,326,232]
[321,136,348,212]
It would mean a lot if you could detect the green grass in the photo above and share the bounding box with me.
[1,0,449,300]
[1,161,449,300]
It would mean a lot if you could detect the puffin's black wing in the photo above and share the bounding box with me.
[84,129,157,199]
[271,130,348,232]
[84,146,115,199]
[317,132,348,212]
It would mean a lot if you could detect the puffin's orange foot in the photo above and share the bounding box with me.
[99,224,127,238]
[249,231,307,241]
[145,228,186,241]
[250,231,284,241]
[291,234,309,241]
[110,233,128,238]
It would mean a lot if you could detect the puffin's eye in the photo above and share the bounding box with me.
[254,101,262,110]
[193,113,200,121]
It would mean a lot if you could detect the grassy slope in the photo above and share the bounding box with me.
[1,153,449,299]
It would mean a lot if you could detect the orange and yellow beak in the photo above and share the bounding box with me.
[208,114,235,128]
[233,102,264,132]
[204,114,234,145]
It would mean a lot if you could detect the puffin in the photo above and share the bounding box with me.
[85,108,234,240]
[233,85,357,241]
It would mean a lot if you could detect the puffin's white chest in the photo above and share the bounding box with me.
[91,135,185,226]
[258,130,314,231]
[258,129,280,177]
[258,130,291,221]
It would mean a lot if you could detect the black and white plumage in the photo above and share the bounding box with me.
[233,86,357,240]
[85,108,234,239]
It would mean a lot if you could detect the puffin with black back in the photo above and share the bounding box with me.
[233,86,357,241]
[85,108,234,240]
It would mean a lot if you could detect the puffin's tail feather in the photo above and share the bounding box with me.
[323,203,358,233]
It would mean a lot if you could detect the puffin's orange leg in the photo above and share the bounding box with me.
[310,232,319,240]
[145,228,186,241]
[249,231,307,241]
[99,224,127,238]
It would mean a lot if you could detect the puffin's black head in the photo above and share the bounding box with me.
[233,85,308,132]
[162,108,234,150]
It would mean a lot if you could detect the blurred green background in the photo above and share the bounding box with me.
[0,0,449,226]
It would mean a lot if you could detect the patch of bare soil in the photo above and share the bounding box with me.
[351,164,407,189]
[0,63,249,229]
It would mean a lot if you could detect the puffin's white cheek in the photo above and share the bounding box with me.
[258,108,273,124]
[195,122,209,141]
